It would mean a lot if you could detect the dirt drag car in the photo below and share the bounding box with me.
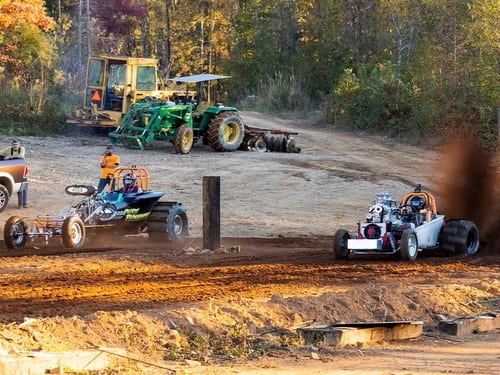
[333,184,480,261]
[3,167,188,250]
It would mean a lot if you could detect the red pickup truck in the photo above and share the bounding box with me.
[0,156,28,212]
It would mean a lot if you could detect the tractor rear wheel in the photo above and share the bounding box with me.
[62,216,86,249]
[148,202,189,244]
[439,220,480,256]
[400,229,418,261]
[4,216,27,249]
[207,112,245,152]
[174,124,194,154]
[333,229,350,260]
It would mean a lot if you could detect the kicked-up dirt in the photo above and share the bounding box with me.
[0,111,498,374]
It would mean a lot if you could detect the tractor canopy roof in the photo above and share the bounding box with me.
[170,73,231,83]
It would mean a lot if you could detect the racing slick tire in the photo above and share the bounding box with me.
[207,112,245,152]
[62,216,86,249]
[333,229,350,260]
[400,229,418,261]
[148,202,189,244]
[0,185,9,213]
[4,215,27,249]
[174,124,194,154]
[439,220,480,256]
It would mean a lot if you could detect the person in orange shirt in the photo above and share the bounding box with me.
[97,144,120,193]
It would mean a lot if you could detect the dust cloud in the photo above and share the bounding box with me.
[437,140,499,255]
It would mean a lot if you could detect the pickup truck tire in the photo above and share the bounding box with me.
[400,229,418,261]
[148,202,189,244]
[4,216,28,249]
[207,112,245,152]
[333,229,350,260]
[174,124,193,154]
[440,220,480,256]
[62,216,86,249]
[0,185,9,212]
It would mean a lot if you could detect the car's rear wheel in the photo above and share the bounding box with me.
[333,229,350,260]
[400,229,418,261]
[148,202,189,244]
[0,185,10,213]
[4,215,27,249]
[440,220,480,256]
[62,216,86,249]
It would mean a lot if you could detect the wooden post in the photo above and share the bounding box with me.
[203,176,220,250]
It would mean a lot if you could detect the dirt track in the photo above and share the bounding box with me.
[0,112,498,374]
[0,236,499,324]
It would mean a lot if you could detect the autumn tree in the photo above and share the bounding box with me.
[0,0,55,86]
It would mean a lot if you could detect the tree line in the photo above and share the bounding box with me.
[0,0,498,148]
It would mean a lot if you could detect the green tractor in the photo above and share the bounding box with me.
[108,74,300,154]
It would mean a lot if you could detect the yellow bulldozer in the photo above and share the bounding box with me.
[66,55,195,129]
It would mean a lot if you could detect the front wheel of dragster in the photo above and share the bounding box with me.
[400,229,418,261]
[4,216,28,249]
[333,229,350,260]
[148,202,189,244]
[174,124,194,154]
[62,216,86,249]
[206,112,245,152]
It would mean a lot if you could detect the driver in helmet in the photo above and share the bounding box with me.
[410,196,426,211]
[118,172,142,194]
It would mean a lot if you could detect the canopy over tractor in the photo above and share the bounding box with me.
[108,74,301,154]
[66,56,194,129]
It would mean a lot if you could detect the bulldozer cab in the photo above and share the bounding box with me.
[84,56,160,120]
[68,55,195,128]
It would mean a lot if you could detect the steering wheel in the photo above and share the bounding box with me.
[400,204,417,216]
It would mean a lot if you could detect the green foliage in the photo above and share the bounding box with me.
[237,72,314,115]
[328,63,417,137]
[0,87,65,136]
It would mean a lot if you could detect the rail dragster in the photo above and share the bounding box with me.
[3,167,188,249]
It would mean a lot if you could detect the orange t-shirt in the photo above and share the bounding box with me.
[99,154,120,178]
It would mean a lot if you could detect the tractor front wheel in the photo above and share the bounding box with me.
[207,112,245,152]
[62,216,86,249]
[4,216,28,249]
[174,124,194,154]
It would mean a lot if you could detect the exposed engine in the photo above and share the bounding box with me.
[365,193,399,223]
